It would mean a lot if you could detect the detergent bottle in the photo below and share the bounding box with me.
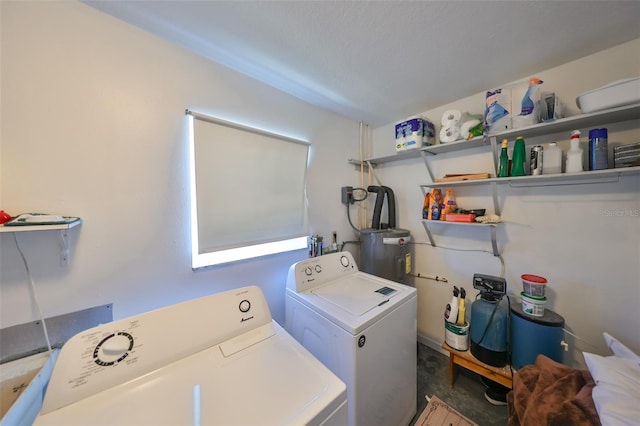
[422,193,431,219]
[442,188,457,221]
[429,189,443,220]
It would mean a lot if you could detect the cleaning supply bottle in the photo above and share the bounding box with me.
[589,128,608,170]
[566,130,584,173]
[446,286,460,323]
[519,77,543,118]
[543,142,563,174]
[511,136,527,176]
[498,139,510,177]
[444,303,451,322]
[429,189,443,220]
[395,126,405,151]
[456,287,466,325]
[442,188,457,221]
[422,193,432,219]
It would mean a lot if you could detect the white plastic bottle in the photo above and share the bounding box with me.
[566,130,584,173]
[543,142,563,174]
[445,286,460,323]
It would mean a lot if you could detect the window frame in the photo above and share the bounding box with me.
[187,110,309,269]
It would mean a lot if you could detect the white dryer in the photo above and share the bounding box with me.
[34,286,347,426]
[285,252,417,426]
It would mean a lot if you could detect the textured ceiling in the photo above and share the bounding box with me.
[83,1,640,127]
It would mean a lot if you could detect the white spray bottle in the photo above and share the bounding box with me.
[445,286,460,323]
[566,130,584,173]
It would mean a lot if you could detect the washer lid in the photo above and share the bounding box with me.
[311,274,398,316]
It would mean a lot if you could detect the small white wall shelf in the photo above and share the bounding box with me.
[420,166,640,188]
[421,220,501,257]
[0,220,82,233]
[1,219,82,265]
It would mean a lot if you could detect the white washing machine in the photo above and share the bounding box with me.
[34,286,347,426]
[285,252,417,426]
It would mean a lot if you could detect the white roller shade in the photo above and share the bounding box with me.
[188,111,309,268]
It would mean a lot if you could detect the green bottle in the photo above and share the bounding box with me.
[498,138,509,177]
[511,136,527,176]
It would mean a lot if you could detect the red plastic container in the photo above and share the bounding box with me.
[445,213,476,223]
[521,274,547,297]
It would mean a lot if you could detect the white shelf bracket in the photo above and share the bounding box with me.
[490,181,501,216]
[58,230,70,266]
[489,136,499,175]
[419,150,436,183]
[421,221,436,247]
[366,160,383,186]
[489,225,499,257]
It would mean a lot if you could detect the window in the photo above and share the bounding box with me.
[187,110,309,269]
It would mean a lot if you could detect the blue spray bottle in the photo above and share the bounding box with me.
[519,78,543,117]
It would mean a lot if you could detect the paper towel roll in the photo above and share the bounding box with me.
[440,126,460,143]
[459,119,481,140]
[441,109,462,126]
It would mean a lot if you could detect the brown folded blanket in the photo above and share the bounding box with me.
[507,354,601,426]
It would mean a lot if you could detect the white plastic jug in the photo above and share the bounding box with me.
[543,142,562,174]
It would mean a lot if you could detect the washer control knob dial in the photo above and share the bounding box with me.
[93,332,134,366]
[340,255,350,267]
[239,300,251,313]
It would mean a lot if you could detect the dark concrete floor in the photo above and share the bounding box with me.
[411,342,509,426]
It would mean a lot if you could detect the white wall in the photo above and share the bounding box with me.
[0,2,360,329]
[370,39,640,366]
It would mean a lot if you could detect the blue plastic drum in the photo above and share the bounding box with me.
[510,303,565,370]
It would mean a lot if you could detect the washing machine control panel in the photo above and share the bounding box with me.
[302,266,318,275]
[287,252,358,292]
